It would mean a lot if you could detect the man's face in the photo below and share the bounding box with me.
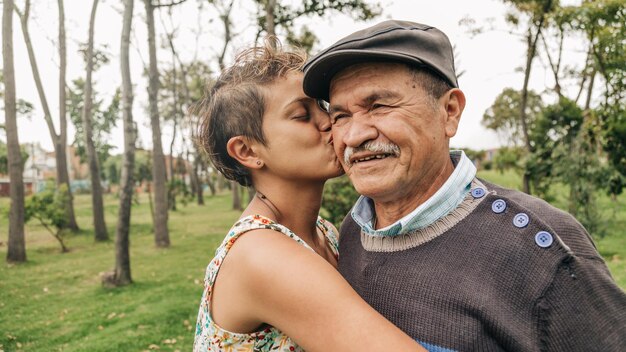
[328,62,461,203]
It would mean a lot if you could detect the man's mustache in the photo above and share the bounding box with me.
[344,141,400,167]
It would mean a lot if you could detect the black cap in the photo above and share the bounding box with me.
[303,20,458,101]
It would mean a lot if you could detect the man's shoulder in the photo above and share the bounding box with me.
[481,179,601,260]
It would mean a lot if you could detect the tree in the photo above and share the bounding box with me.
[482,88,543,147]
[109,0,136,286]
[68,80,120,178]
[80,0,109,241]
[502,0,557,194]
[570,0,626,197]
[255,0,381,44]
[4,0,26,262]
[24,184,71,253]
[144,0,170,247]
[14,0,79,230]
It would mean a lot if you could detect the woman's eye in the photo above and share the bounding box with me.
[293,114,310,120]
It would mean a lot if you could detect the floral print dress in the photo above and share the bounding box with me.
[193,214,339,352]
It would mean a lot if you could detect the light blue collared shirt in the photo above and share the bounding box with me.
[351,150,477,237]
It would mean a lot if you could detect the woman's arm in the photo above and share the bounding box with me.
[214,229,425,352]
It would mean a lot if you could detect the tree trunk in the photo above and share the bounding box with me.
[57,0,79,231]
[83,0,109,241]
[519,20,545,195]
[247,186,255,205]
[112,0,135,286]
[167,47,178,212]
[16,0,78,231]
[4,0,27,263]
[187,151,204,205]
[144,0,170,247]
[232,181,242,210]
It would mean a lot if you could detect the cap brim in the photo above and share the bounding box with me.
[303,49,428,101]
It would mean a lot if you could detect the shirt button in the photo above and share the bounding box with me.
[513,213,530,228]
[471,187,486,198]
[491,199,507,214]
[535,231,553,248]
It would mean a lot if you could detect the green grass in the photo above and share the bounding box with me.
[0,193,240,352]
[0,173,624,351]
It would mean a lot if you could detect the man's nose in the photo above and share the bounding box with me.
[342,114,378,147]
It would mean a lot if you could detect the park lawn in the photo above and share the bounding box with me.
[0,173,624,351]
[0,192,240,352]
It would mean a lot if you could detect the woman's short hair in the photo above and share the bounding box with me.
[196,38,306,187]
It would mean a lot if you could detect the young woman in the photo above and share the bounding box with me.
[193,39,424,352]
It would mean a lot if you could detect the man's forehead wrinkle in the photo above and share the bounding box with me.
[330,90,401,113]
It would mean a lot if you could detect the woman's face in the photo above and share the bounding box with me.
[256,71,343,183]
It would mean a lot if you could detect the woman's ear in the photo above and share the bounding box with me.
[226,136,263,169]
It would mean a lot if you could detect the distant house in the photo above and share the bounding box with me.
[0,143,91,197]
[484,148,499,162]
[0,143,56,196]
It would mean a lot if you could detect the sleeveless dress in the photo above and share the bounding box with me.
[193,214,339,352]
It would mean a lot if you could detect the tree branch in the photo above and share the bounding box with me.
[154,0,188,8]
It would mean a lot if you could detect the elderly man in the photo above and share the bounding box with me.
[303,20,625,351]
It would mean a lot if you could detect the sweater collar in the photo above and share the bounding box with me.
[350,150,476,237]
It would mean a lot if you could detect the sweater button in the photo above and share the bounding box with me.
[471,187,486,198]
[535,231,553,248]
[513,213,530,228]
[491,199,507,214]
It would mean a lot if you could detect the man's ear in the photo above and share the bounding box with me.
[442,88,465,138]
[226,136,263,169]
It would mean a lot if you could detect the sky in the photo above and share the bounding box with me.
[4,0,584,154]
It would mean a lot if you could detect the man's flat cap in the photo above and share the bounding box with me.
[303,20,458,101]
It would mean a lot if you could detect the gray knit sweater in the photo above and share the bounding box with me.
[339,179,626,351]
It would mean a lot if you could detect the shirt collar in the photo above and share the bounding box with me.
[351,150,477,237]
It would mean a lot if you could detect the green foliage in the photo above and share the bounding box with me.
[67,78,121,180]
[78,43,111,71]
[601,104,626,194]
[135,150,153,184]
[0,141,29,175]
[0,69,34,118]
[285,25,318,54]
[503,0,558,26]
[321,175,359,226]
[24,183,71,252]
[565,0,625,105]
[158,61,212,124]
[493,146,525,174]
[168,178,192,208]
[527,98,611,235]
[104,156,121,186]
[527,98,584,195]
[482,88,543,146]
[256,0,381,45]
[462,148,487,168]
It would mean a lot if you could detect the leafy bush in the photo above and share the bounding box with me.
[321,175,359,227]
[24,183,70,252]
